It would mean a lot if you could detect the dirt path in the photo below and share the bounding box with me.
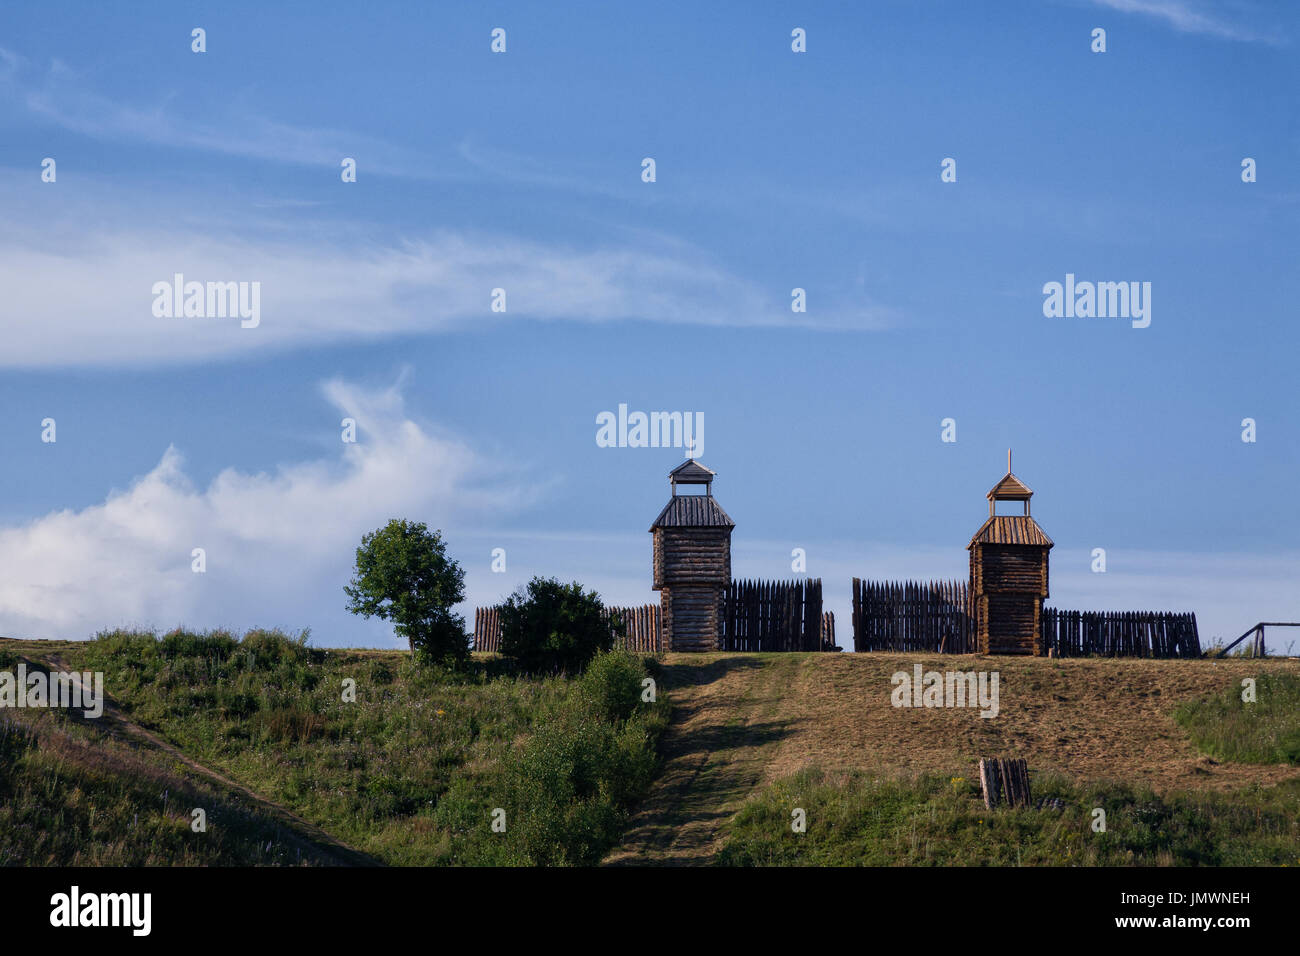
[40,654,380,867]
[604,654,801,866]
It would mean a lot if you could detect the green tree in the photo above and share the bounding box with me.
[498,577,617,674]
[344,519,467,666]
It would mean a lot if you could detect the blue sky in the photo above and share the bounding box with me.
[0,0,1296,649]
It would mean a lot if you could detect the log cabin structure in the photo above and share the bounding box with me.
[650,459,734,651]
[967,452,1053,655]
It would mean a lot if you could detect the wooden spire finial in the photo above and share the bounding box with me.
[1007,448,1012,474]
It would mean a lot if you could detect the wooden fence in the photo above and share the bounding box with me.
[472,603,663,654]
[851,578,975,653]
[607,604,664,652]
[718,578,834,652]
[1040,608,1200,658]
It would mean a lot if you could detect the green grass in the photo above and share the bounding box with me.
[58,629,669,865]
[0,706,339,866]
[718,768,1300,866]
[1173,672,1300,765]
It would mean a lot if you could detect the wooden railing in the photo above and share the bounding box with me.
[1212,622,1300,658]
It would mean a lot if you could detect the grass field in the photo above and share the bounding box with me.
[1,632,668,866]
[717,770,1300,866]
[0,641,358,866]
[606,652,1300,865]
[1174,671,1300,765]
[3,637,1297,866]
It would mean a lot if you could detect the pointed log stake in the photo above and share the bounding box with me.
[980,757,1032,809]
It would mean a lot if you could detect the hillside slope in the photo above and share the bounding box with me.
[5,638,1295,866]
[606,653,1300,865]
[0,648,368,866]
[2,632,668,867]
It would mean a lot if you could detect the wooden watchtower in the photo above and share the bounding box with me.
[967,452,1053,655]
[650,459,734,652]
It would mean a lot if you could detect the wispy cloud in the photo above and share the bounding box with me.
[456,137,626,198]
[1085,0,1285,44]
[0,47,444,177]
[0,182,893,368]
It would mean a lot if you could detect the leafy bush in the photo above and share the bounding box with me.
[578,649,646,723]
[496,718,624,864]
[490,709,666,864]
[499,577,614,675]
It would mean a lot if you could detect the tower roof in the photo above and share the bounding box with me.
[650,495,735,530]
[967,515,1053,549]
[987,472,1034,500]
[669,459,715,484]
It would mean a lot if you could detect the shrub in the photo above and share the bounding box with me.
[90,629,161,662]
[160,628,238,661]
[464,652,668,865]
[578,649,645,723]
[240,628,311,668]
[498,717,624,865]
[498,577,613,675]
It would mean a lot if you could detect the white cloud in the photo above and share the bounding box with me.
[1086,0,1284,43]
[0,189,889,368]
[0,378,535,642]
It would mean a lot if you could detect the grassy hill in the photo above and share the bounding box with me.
[3,636,1297,866]
[1,632,668,866]
[607,653,1300,865]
